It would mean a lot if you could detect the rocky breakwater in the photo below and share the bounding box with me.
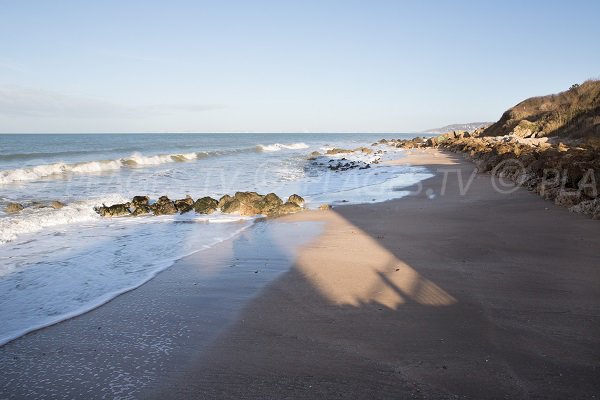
[94,192,305,218]
[4,200,66,213]
[308,146,383,171]
[385,130,600,219]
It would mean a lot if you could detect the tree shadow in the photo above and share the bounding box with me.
[160,154,600,399]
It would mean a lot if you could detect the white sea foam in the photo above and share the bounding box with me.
[0,194,130,245]
[257,142,309,152]
[0,151,202,184]
[0,219,253,346]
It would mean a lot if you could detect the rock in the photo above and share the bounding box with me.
[131,204,152,216]
[174,195,194,213]
[256,193,283,215]
[151,196,178,215]
[193,196,218,214]
[218,194,233,209]
[51,201,65,209]
[569,198,600,218]
[5,202,24,213]
[132,195,150,206]
[310,151,321,156]
[130,195,151,215]
[319,204,331,210]
[554,190,586,208]
[221,192,263,216]
[326,148,353,155]
[273,201,302,215]
[557,142,569,152]
[287,194,305,207]
[95,202,131,217]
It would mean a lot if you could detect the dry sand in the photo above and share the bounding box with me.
[1,149,599,399]
[161,149,600,399]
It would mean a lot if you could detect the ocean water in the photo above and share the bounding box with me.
[0,133,432,345]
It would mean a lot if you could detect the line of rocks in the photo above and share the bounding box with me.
[4,200,66,213]
[385,131,600,219]
[94,192,306,218]
[308,147,383,171]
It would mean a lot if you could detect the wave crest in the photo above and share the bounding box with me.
[257,142,309,152]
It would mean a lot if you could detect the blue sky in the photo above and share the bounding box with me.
[0,0,599,133]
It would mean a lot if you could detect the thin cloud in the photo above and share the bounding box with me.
[0,85,222,119]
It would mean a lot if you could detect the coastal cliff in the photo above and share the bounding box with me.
[390,80,600,219]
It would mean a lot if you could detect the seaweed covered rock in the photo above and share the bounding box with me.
[287,194,305,207]
[218,194,233,209]
[5,202,24,213]
[221,192,263,216]
[50,201,65,209]
[273,201,302,215]
[130,195,151,216]
[193,196,219,214]
[174,196,194,213]
[151,196,178,216]
[95,202,131,217]
[256,193,283,215]
[132,195,150,206]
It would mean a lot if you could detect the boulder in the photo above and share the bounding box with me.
[554,190,586,208]
[221,192,264,216]
[5,202,24,213]
[95,202,131,217]
[326,148,353,155]
[51,201,65,209]
[218,194,233,209]
[256,193,283,215]
[131,204,152,216]
[131,195,150,206]
[151,196,178,215]
[319,204,331,210]
[193,196,219,214]
[174,195,194,213]
[287,194,305,207]
[569,198,600,218]
[273,201,302,216]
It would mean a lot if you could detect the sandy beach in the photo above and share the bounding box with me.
[2,149,599,399]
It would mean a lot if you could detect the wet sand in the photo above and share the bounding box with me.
[161,149,600,399]
[2,149,599,399]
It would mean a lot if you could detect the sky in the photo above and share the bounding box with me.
[0,0,599,133]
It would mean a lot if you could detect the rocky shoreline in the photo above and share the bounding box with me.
[386,131,600,219]
[94,192,306,218]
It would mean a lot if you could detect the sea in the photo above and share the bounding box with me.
[0,133,433,345]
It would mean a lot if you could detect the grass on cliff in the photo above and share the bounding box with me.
[483,79,600,139]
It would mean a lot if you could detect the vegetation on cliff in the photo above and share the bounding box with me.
[483,80,600,140]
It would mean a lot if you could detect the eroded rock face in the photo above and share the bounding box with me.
[193,197,218,214]
[151,196,178,216]
[6,202,24,213]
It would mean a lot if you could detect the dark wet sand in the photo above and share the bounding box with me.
[2,149,599,399]
[0,220,323,399]
[159,149,600,399]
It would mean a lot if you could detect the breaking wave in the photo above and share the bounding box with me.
[256,142,309,152]
[0,147,261,185]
